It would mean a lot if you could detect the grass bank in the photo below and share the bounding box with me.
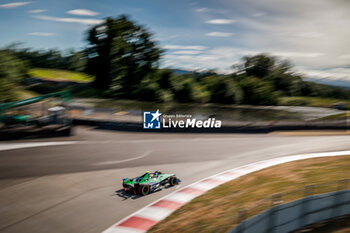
[280,96,350,109]
[315,112,350,121]
[148,155,350,233]
[28,68,94,83]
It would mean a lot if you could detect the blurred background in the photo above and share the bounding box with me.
[0,0,349,126]
[0,1,350,233]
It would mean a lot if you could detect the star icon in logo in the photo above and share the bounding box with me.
[151,109,161,122]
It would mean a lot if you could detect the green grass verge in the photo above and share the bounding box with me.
[28,68,94,83]
[279,96,350,109]
[315,112,350,121]
[15,88,38,99]
[148,155,350,233]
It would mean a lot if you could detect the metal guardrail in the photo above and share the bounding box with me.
[226,179,350,233]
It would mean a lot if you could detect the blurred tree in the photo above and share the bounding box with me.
[238,76,279,105]
[169,74,196,102]
[86,15,162,96]
[156,69,173,89]
[67,50,87,72]
[202,76,243,104]
[6,45,74,70]
[243,54,275,78]
[0,50,28,103]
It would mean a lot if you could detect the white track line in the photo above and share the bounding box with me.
[164,192,197,203]
[191,182,219,191]
[102,150,350,233]
[0,141,78,152]
[103,226,144,233]
[135,207,173,222]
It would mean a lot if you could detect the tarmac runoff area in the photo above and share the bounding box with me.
[0,126,350,233]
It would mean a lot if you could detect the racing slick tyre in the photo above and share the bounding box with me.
[169,176,178,186]
[140,184,150,196]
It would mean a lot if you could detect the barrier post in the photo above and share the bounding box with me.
[298,185,314,228]
[266,193,282,233]
[331,179,350,225]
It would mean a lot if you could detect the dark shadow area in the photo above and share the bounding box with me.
[0,126,74,141]
[114,188,142,200]
[74,118,348,134]
[114,187,165,200]
[292,214,350,233]
[1,118,346,141]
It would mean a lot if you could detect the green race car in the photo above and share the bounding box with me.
[122,171,178,195]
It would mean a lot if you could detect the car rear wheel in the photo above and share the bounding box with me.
[140,184,150,196]
[169,176,178,186]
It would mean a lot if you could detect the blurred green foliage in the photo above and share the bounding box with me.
[4,44,87,73]
[202,76,242,104]
[0,50,28,103]
[238,76,278,105]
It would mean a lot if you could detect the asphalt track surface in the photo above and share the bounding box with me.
[0,127,349,233]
